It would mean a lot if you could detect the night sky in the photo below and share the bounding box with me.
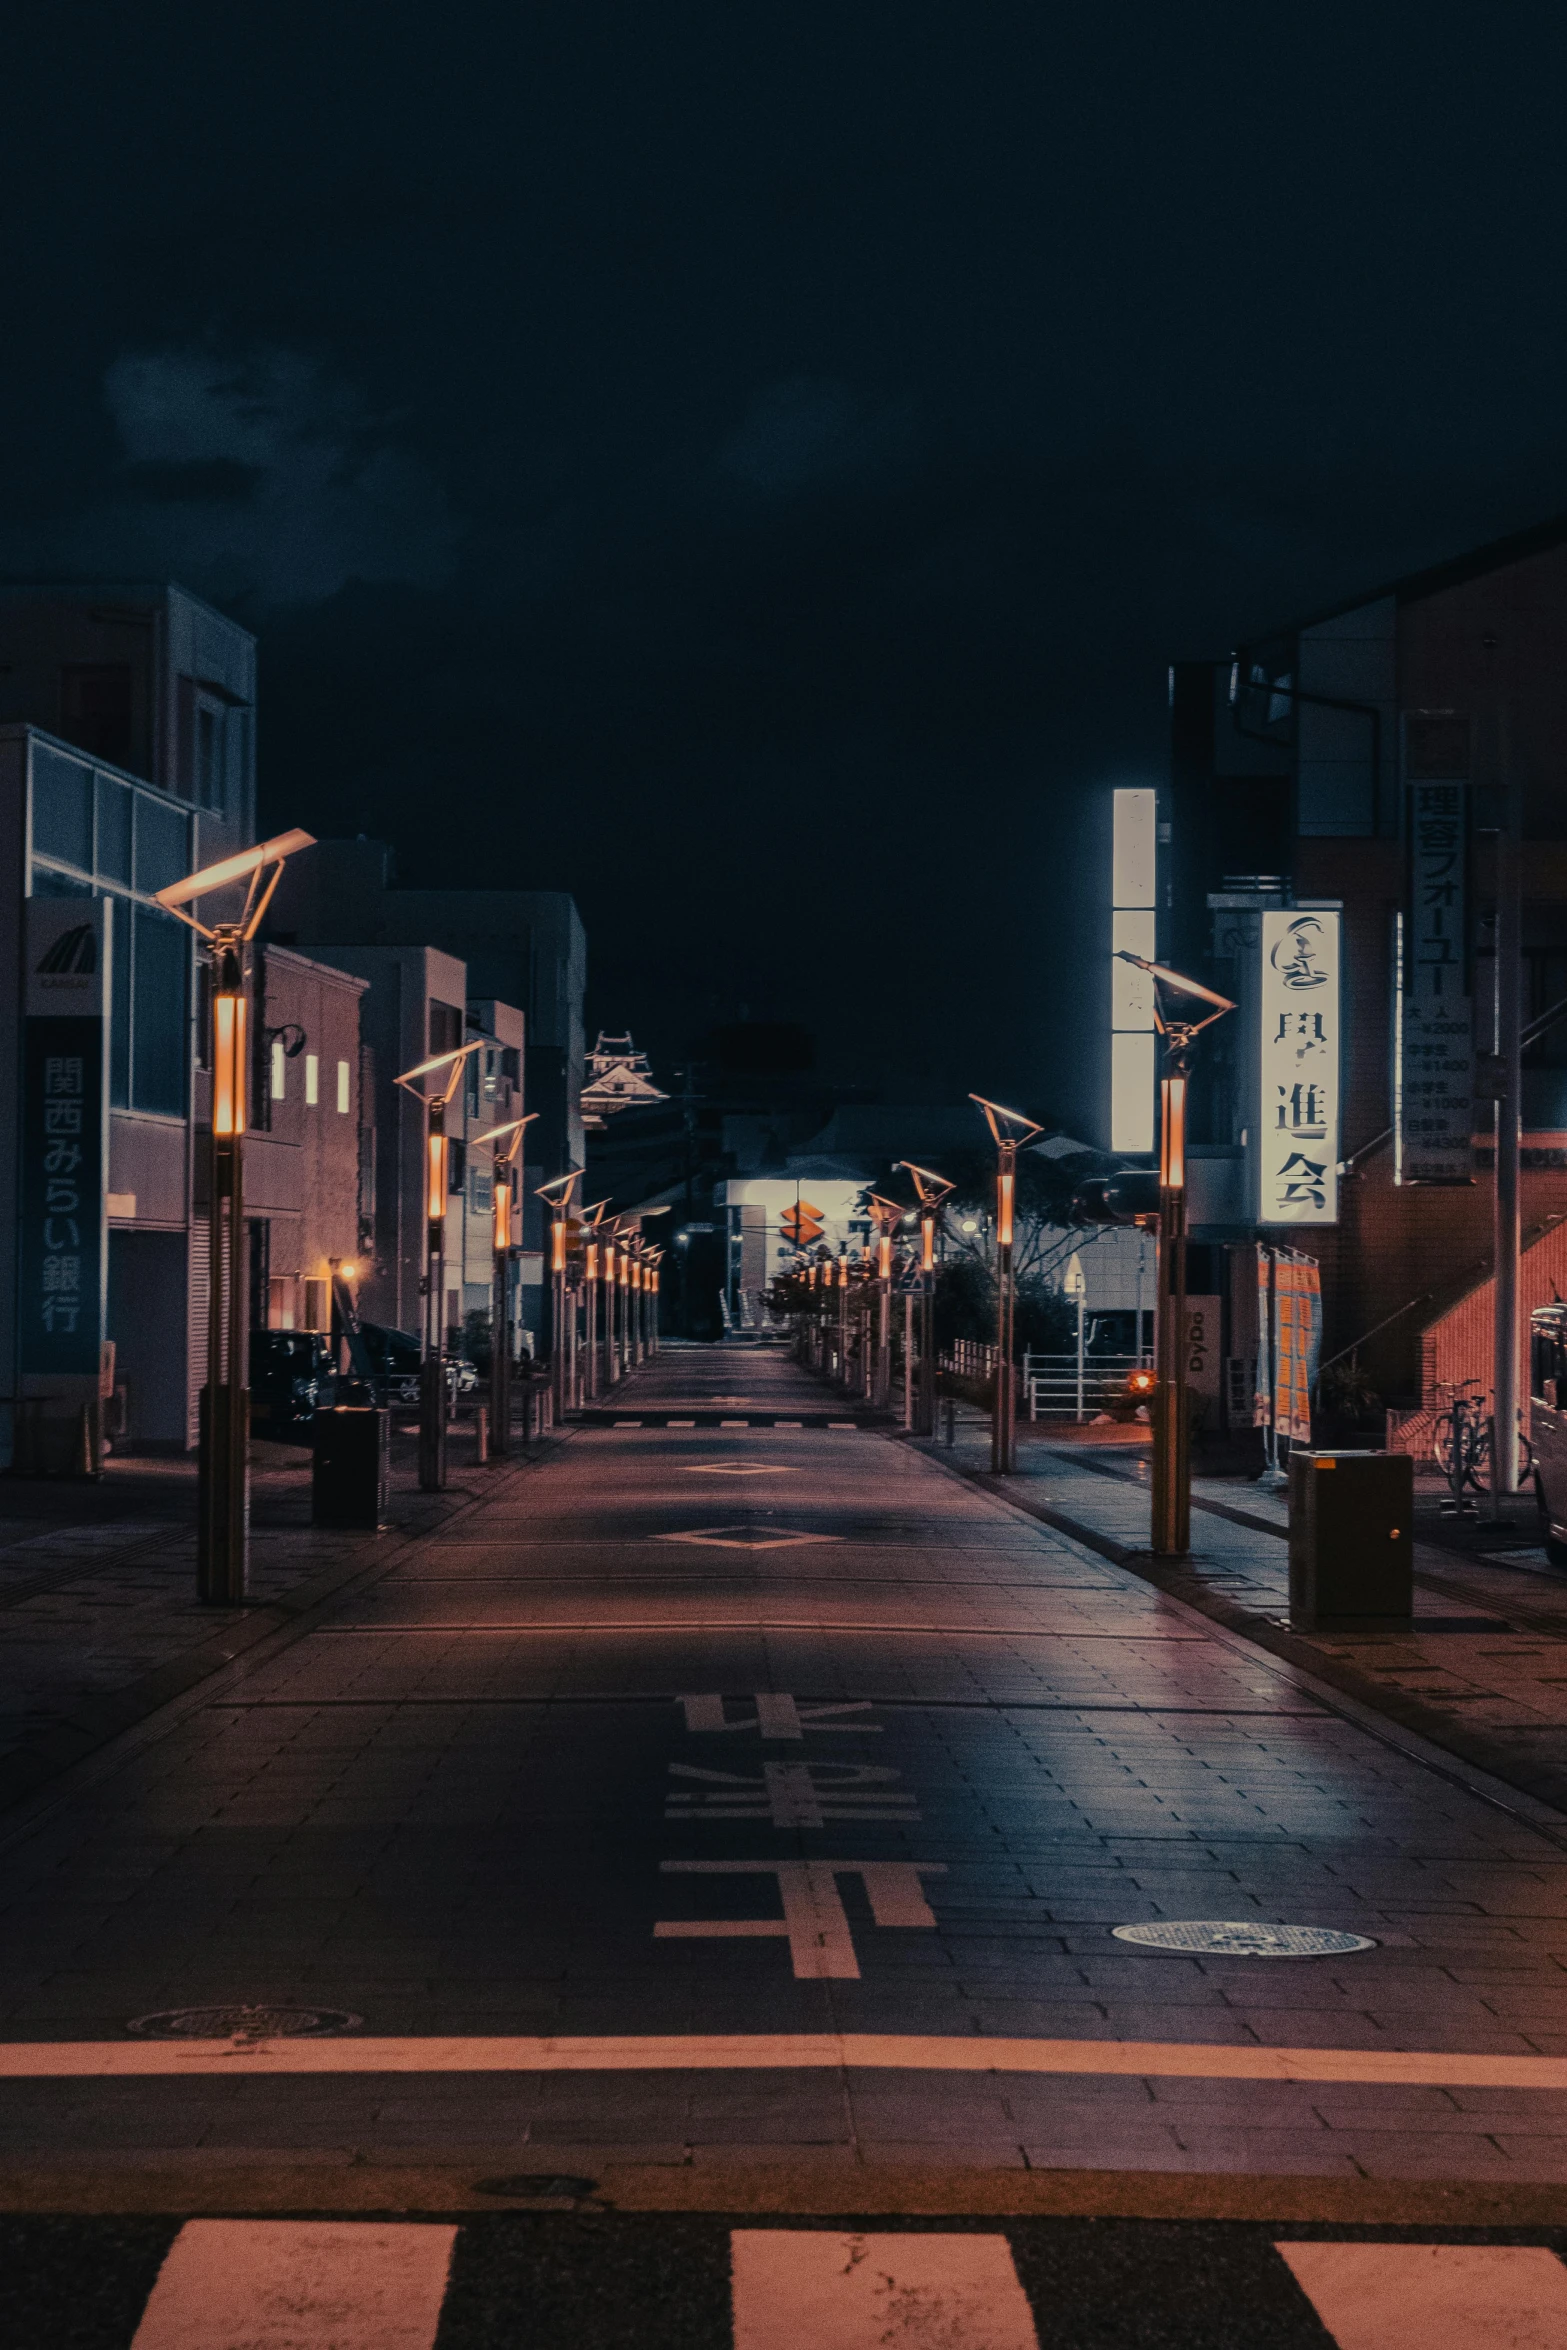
[6,7,1566,1122]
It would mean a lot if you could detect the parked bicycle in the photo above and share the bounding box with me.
[1433,1381,1533,1510]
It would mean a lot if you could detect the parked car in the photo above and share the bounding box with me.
[249,1330,337,1442]
[357,1322,423,1410]
[1531,1303,1567,1565]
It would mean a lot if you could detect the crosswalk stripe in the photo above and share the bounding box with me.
[129,2220,456,2350]
[1276,2241,1567,2347]
[731,2229,1037,2350]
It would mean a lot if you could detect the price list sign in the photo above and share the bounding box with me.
[1402,781,1473,1181]
[20,901,110,1378]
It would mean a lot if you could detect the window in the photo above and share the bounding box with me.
[447,1138,467,1193]
[131,905,188,1117]
[94,775,133,883]
[271,1038,287,1101]
[61,665,134,769]
[304,1053,319,1106]
[134,795,189,895]
[429,1001,463,1057]
[336,1059,351,1114]
[32,745,93,869]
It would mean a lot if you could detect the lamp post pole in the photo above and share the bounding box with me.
[422,1093,451,1491]
[152,828,316,1602]
[202,928,249,1601]
[969,1101,1043,1476]
[536,1172,579,1426]
[1112,952,1235,1560]
[895,1163,953,1441]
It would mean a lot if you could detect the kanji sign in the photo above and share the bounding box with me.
[1257,908,1340,1226]
[20,901,110,1378]
[1401,781,1473,1182]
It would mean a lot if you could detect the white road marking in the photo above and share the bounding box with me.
[731,2229,1037,2350]
[677,1695,882,1738]
[25,2033,1567,2087]
[613,1419,642,1427]
[655,1860,944,1978]
[1275,2241,1567,2347]
[650,1528,843,1550]
[829,1421,859,1429]
[666,1762,918,1826]
[685,1463,800,1475]
[129,2219,456,2350]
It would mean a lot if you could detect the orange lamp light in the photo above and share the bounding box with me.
[998,1169,1014,1248]
[426,1132,448,1221]
[493,1178,512,1251]
[212,991,247,1137]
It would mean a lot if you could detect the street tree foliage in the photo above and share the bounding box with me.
[920,1140,1105,1355]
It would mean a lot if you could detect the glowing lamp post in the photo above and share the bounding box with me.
[895,1162,953,1439]
[537,1171,580,1422]
[395,1040,484,1491]
[1114,952,1235,1556]
[472,1112,536,1459]
[155,828,316,1602]
[969,1097,1043,1474]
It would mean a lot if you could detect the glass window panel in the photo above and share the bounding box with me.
[31,743,93,871]
[30,865,92,899]
[131,905,188,1116]
[133,794,190,896]
[1111,911,1157,1026]
[94,773,133,884]
[1110,1031,1156,1155]
[1112,787,1157,909]
[110,894,131,1109]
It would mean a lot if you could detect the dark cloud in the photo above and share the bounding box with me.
[3,4,1566,1106]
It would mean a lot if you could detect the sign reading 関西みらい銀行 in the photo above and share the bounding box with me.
[1402,779,1473,1182]
[20,900,111,1379]
[1256,906,1340,1227]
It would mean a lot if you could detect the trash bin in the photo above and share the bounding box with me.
[311,1405,389,1529]
[1288,1448,1413,1629]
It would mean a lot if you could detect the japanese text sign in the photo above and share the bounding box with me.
[1257,907,1340,1226]
[1402,781,1472,1181]
[20,900,109,1378]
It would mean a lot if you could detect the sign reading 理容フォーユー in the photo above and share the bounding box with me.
[1256,906,1340,1227]
[20,900,111,1379]
[1401,780,1473,1182]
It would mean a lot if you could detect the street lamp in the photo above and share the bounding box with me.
[969,1096,1044,1474]
[155,827,316,1601]
[1115,950,1235,1556]
[471,1112,537,1458]
[536,1171,581,1421]
[895,1162,954,1438]
[867,1195,906,1411]
[578,1200,611,1398]
[395,1040,485,1491]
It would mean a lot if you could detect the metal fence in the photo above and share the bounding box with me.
[1024,1350,1150,1420]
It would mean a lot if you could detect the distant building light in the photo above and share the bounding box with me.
[1111,788,1158,1154]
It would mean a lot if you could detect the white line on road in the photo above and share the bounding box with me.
[1275,2241,1567,2347]
[129,2220,456,2350]
[731,2230,1037,2350]
[15,2032,1567,2087]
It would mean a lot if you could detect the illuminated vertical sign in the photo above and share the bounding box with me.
[20,900,111,1377]
[1401,781,1472,1182]
[1110,788,1156,1153]
[1257,907,1340,1225]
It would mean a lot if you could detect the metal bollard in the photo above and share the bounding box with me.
[475,1404,489,1464]
[943,1396,956,1448]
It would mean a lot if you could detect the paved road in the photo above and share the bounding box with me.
[10,1342,1567,2215]
[7,2212,1567,2346]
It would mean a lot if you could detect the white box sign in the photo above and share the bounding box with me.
[1257,908,1340,1226]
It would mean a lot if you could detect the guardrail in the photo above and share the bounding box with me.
[1023,1351,1150,1420]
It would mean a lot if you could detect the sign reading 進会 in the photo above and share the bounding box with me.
[20,900,111,1378]
[1256,907,1340,1226]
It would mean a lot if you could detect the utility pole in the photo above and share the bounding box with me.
[1494,716,1523,1500]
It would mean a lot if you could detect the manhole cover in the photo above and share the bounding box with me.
[474,2174,597,2200]
[127,2004,363,2039]
[1111,1922,1376,1958]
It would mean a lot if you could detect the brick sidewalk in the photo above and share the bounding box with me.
[0,1430,553,1813]
[929,1413,1567,1817]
